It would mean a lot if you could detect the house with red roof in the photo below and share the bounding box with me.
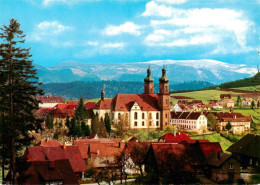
[37,96,64,108]
[214,112,250,134]
[158,132,191,142]
[93,66,171,130]
[170,112,208,133]
[21,160,79,185]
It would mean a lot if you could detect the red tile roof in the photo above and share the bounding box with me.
[205,152,231,167]
[37,108,54,116]
[24,160,79,185]
[199,142,223,158]
[93,98,113,110]
[159,133,191,142]
[216,112,249,122]
[63,145,87,173]
[84,102,97,109]
[37,96,63,103]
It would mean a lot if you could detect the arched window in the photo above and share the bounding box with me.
[134,121,138,126]
[142,121,145,126]
[134,112,138,119]
[156,113,159,119]
[142,113,145,119]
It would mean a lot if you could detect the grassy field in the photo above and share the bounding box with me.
[190,133,233,152]
[124,129,165,142]
[170,90,241,104]
[232,86,260,91]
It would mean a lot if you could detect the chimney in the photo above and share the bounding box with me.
[234,115,236,119]
[97,149,99,156]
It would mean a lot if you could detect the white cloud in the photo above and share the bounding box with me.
[85,41,99,46]
[155,0,187,4]
[29,21,73,47]
[101,42,125,49]
[142,1,254,52]
[103,22,141,36]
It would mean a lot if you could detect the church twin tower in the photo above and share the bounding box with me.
[144,66,170,129]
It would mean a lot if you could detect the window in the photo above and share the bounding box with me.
[156,113,159,119]
[142,121,145,126]
[134,112,138,119]
[156,121,159,126]
[142,113,145,119]
[165,113,167,118]
[134,121,137,126]
[229,163,233,169]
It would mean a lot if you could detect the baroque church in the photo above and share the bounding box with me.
[93,66,170,129]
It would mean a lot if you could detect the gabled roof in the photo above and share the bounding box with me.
[158,133,191,142]
[199,142,223,158]
[205,152,232,167]
[37,96,63,103]
[84,102,96,109]
[37,108,53,116]
[24,160,79,185]
[63,146,87,173]
[171,112,203,120]
[26,146,68,161]
[216,112,249,122]
[128,136,140,142]
[93,98,112,110]
[227,134,260,159]
[111,94,160,111]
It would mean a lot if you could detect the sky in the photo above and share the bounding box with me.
[0,0,259,67]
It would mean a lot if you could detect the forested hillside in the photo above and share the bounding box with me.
[40,80,213,99]
[218,72,260,89]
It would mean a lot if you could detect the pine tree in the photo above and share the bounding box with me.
[46,114,54,129]
[0,19,44,183]
[251,100,255,109]
[81,120,87,137]
[236,96,241,107]
[75,97,88,120]
[226,121,232,132]
[98,117,108,138]
[105,115,111,136]
[91,114,99,134]
[85,125,91,137]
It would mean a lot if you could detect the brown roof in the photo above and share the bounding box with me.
[216,112,249,122]
[23,160,79,185]
[220,94,231,99]
[37,108,53,116]
[171,112,203,120]
[93,98,113,110]
[94,94,160,111]
[205,152,231,167]
[37,96,63,103]
[227,134,260,159]
[63,145,87,173]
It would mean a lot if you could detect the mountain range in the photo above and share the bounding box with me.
[34,59,257,84]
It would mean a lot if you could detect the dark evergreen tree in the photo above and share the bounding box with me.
[75,119,81,138]
[105,115,111,136]
[69,118,76,136]
[98,117,108,138]
[0,19,44,183]
[91,114,99,134]
[251,100,255,109]
[85,125,91,137]
[45,114,53,129]
[236,96,241,107]
[75,97,89,120]
[226,121,232,131]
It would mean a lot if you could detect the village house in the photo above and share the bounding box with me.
[215,112,251,134]
[50,103,77,126]
[219,94,234,108]
[37,96,64,108]
[170,112,208,133]
[227,134,260,172]
[205,152,240,182]
[93,66,171,130]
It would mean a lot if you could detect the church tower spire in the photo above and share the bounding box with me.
[101,88,105,101]
[144,65,154,94]
[158,66,170,129]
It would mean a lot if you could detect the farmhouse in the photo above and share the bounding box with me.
[93,66,171,129]
[170,112,208,133]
